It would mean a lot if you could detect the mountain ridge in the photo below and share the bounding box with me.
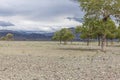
[0,30,54,41]
[0,27,80,41]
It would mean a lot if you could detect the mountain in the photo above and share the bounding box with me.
[0,27,80,41]
[0,30,54,41]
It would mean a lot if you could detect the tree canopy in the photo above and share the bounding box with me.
[52,28,74,44]
[76,0,120,51]
[1,33,14,41]
[78,0,120,20]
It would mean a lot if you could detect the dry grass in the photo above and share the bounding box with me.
[0,41,120,56]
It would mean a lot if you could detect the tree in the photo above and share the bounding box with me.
[105,19,117,46]
[76,25,92,46]
[52,31,62,44]
[6,33,14,41]
[1,33,14,41]
[1,36,6,40]
[77,0,120,51]
[76,18,95,46]
[92,20,103,46]
[116,26,120,42]
[52,28,74,44]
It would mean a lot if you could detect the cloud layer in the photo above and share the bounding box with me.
[0,0,83,32]
[0,21,14,27]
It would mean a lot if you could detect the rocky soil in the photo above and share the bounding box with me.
[0,52,120,80]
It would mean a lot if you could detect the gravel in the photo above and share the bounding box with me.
[0,52,120,80]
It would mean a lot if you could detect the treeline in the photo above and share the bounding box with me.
[76,18,120,46]
[53,0,120,51]
[52,19,120,51]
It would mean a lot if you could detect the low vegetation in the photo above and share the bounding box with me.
[1,33,14,41]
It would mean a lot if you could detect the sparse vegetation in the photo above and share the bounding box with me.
[0,33,14,41]
[0,41,119,79]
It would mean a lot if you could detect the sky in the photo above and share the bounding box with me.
[0,0,84,32]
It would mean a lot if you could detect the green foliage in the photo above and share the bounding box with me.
[78,0,120,19]
[77,0,120,50]
[105,19,117,39]
[75,26,82,33]
[52,28,74,44]
[52,31,61,41]
[61,28,74,41]
[1,36,6,40]
[77,0,119,38]
[93,19,117,38]
[76,18,96,39]
[1,33,14,41]
[6,33,14,40]
[116,26,120,41]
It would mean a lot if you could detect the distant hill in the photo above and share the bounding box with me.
[0,30,54,41]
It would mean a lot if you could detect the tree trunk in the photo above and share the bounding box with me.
[101,14,110,51]
[101,35,106,51]
[87,38,90,46]
[98,36,101,46]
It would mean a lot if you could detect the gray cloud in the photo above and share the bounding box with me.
[0,0,83,31]
[0,0,83,21]
[0,21,15,27]
[66,17,84,22]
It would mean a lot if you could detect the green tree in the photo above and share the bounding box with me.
[76,25,92,46]
[76,18,95,46]
[6,33,14,41]
[1,36,6,40]
[60,28,74,44]
[92,20,103,46]
[0,33,14,41]
[105,19,117,46]
[52,31,62,44]
[52,28,74,44]
[77,0,120,51]
[116,26,120,42]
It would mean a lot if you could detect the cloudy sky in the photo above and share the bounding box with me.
[0,0,84,32]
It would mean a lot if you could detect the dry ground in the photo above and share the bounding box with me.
[0,41,120,80]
